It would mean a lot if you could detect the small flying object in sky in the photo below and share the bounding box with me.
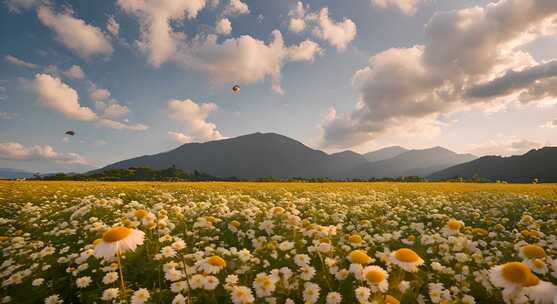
[65,131,75,136]
[232,85,240,93]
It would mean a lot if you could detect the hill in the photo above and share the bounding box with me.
[429,147,557,182]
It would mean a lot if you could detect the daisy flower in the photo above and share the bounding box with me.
[363,265,389,293]
[230,286,255,304]
[130,288,150,304]
[348,250,373,265]
[94,227,145,260]
[389,248,424,272]
[489,262,540,290]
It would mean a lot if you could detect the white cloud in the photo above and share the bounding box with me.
[89,87,111,102]
[321,0,557,149]
[168,131,192,144]
[287,40,323,62]
[106,15,120,37]
[0,142,88,165]
[27,73,97,121]
[62,65,85,80]
[97,119,148,131]
[371,0,421,15]
[167,99,223,142]
[88,84,130,119]
[467,138,546,156]
[117,0,207,67]
[222,0,249,17]
[176,30,288,93]
[215,18,232,35]
[5,54,39,69]
[289,18,305,33]
[5,0,38,12]
[37,6,113,59]
[312,8,357,51]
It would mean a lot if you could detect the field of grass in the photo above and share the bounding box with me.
[0,181,556,303]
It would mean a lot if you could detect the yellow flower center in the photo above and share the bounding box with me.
[523,272,540,287]
[447,219,462,230]
[521,245,545,259]
[407,235,416,241]
[532,259,545,269]
[349,234,363,243]
[93,238,102,246]
[349,250,372,264]
[472,228,488,236]
[394,248,421,263]
[320,237,331,244]
[500,262,531,285]
[134,209,149,218]
[229,220,241,228]
[207,256,226,267]
[102,227,132,243]
[271,207,285,215]
[0,236,8,241]
[384,295,400,304]
[365,269,385,283]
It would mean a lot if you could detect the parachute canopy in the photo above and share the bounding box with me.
[65,131,75,136]
[232,85,240,93]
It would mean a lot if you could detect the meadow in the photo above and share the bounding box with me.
[0,181,556,304]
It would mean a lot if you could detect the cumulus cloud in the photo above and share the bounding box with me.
[37,6,113,59]
[167,99,223,142]
[222,0,249,17]
[4,0,38,12]
[287,40,323,62]
[117,0,207,67]
[106,15,120,37]
[62,65,85,80]
[5,54,39,69]
[0,142,88,165]
[27,73,97,121]
[467,138,546,156]
[289,18,305,33]
[176,31,287,93]
[215,18,232,35]
[371,0,421,15]
[88,85,130,119]
[25,74,146,130]
[168,131,192,143]
[97,119,148,131]
[311,8,357,51]
[321,0,557,149]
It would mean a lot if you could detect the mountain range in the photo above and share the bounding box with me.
[0,168,34,179]
[96,132,478,179]
[429,147,557,182]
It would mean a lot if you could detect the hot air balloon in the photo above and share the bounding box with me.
[65,131,75,136]
[232,85,240,93]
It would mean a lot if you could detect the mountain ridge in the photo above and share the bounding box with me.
[96,132,478,179]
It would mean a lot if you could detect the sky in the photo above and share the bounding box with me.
[0,0,556,173]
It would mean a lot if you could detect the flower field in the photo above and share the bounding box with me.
[1,181,556,304]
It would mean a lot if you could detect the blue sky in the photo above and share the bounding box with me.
[1,0,556,173]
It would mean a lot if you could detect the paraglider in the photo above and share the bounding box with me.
[232,85,240,93]
[65,131,75,136]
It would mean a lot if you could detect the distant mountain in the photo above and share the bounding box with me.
[96,133,367,179]
[351,147,477,178]
[0,168,34,179]
[96,133,479,179]
[364,146,408,162]
[429,147,557,182]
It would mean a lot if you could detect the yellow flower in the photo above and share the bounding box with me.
[384,295,400,304]
[389,248,424,272]
[229,220,241,228]
[208,255,227,268]
[134,209,149,219]
[348,234,363,244]
[348,250,372,265]
[94,227,145,260]
[519,244,545,259]
[447,219,463,231]
[489,262,540,289]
